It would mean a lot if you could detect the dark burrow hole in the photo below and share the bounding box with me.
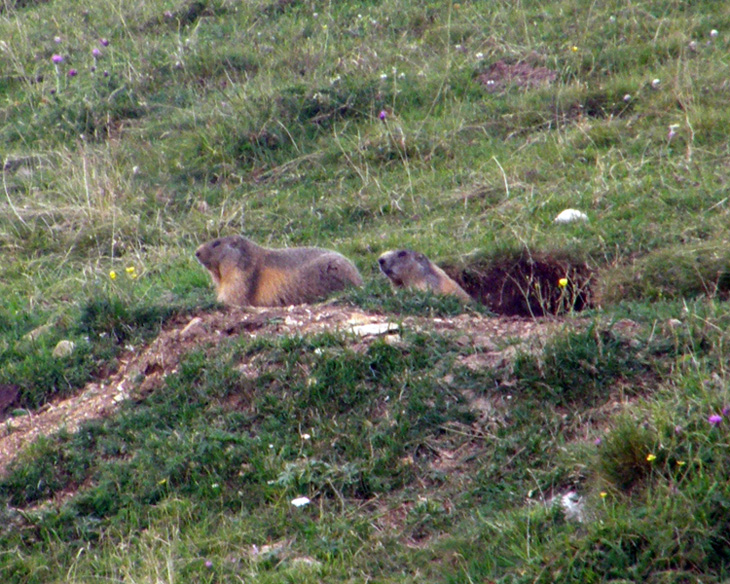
[445,252,594,317]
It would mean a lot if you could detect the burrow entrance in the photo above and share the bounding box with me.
[445,252,594,317]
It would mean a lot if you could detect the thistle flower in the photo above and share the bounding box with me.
[100,38,109,47]
[379,110,387,121]
[709,414,723,425]
[54,36,62,44]
[594,438,602,446]
[51,54,64,64]
[92,48,101,58]
[67,68,77,77]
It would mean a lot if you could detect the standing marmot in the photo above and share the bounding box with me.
[195,235,363,307]
[378,249,471,302]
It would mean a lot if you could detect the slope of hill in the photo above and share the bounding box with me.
[2,0,730,582]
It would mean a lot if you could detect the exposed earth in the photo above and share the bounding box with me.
[0,305,574,475]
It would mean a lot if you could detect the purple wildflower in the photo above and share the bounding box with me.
[100,38,109,47]
[67,68,77,77]
[722,406,730,417]
[204,560,213,569]
[103,70,109,77]
[52,54,64,64]
[90,66,97,72]
[92,48,101,58]
[674,425,683,435]
[709,414,723,426]
[594,437,602,446]
[379,110,387,121]
[54,36,62,44]
[668,128,676,140]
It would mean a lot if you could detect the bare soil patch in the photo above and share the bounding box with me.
[477,60,558,93]
[0,304,569,475]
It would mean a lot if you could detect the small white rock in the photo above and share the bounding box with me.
[291,496,311,508]
[554,209,589,224]
[52,340,75,358]
[350,323,400,337]
[560,491,585,522]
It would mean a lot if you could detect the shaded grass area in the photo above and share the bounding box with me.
[0,318,671,582]
[3,304,730,581]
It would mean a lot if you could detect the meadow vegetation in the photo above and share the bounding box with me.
[2,0,730,581]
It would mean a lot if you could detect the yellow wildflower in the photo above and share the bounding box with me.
[109,270,117,280]
[646,453,657,462]
[558,278,568,288]
[600,491,607,498]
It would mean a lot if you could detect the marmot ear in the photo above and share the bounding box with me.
[414,252,428,264]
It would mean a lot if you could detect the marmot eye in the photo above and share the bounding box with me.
[212,240,221,248]
[397,251,407,258]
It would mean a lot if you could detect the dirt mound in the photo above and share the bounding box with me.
[0,305,566,475]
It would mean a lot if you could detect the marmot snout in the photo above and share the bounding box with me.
[196,235,363,307]
[378,249,471,302]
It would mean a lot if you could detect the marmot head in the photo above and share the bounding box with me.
[195,236,258,281]
[378,249,430,287]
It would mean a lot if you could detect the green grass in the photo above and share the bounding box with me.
[3,0,730,581]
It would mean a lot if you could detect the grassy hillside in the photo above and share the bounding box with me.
[2,0,730,581]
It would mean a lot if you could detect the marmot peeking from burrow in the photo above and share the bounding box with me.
[195,235,363,307]
[378,249,472,302]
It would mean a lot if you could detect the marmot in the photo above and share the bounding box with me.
[378,249,471,302]
[195,235,363,307]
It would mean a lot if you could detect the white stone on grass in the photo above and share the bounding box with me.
[554,209,588,224]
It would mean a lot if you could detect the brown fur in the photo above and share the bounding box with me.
[195,236,363,307]
[378,249,471,302]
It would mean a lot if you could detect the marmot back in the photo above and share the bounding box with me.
[196,235,363,307]
[378,249,471,302]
